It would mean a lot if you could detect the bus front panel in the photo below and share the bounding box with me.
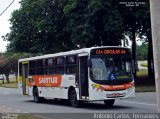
[89,47,135,100]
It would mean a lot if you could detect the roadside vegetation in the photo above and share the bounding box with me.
[0,0,155,93]
[135,69,155,92]
[141,62,148,67]
[136,43,148,61]
[136,69,148,77]
[2,0,155,80]
[18,114,43,119]
[135,86,155,92]
[0,77,18,88]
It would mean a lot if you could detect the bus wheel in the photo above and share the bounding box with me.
[69,89,79,107]
[104,99,115,107]
[33,87,43,103]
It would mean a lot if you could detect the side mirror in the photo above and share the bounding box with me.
[88,59,92,67]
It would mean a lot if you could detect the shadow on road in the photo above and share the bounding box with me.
[25,99,133,111]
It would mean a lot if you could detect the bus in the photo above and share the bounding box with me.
[18,46,135,107]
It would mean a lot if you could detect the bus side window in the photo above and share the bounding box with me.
[55,57,65,74]
[37,59,44,75]
[44,58,54,75]
[29,60,36,75]
[66,55,77,74]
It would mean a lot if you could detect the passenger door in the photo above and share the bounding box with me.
[78,53,89,99]
[22,62,29,95]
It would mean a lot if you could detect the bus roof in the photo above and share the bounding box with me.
[19,46,129,62]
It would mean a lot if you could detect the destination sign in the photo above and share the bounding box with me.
[91,48,130,55]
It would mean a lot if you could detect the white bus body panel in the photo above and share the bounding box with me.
[88,79,135,101]
[28,74,78,99]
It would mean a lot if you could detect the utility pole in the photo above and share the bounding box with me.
[150,0,160,113]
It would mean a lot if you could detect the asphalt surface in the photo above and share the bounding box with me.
[0,87,158,119]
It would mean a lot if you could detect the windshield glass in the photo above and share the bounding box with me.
[90,56,132,81]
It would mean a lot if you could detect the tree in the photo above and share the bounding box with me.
[64,0,93,48]
[0,53,31,83]
[135,0,154,78]
[4,0,154,80]
[0,56,11,83]
[4,0,75,54]
[88,0,123,46]
[0,55,6,84]
[64,0,123,48]
[118,0,141,77]
[4,0,124,53]
[136,43,148,60]
[118,0,154,79]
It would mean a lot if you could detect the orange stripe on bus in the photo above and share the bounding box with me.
[99,82,134,91]
[29,75,62,87]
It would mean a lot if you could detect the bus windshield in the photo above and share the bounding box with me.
[90,56,132,81]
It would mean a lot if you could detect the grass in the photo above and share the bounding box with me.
[18,114,43,119]
[141,62,148,67]
[136,69,148,77]
[135,86,155,92]
[135,69,156,92]
[0,81,18,88]
[0,77,18,88]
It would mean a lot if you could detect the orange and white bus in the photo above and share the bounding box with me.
[18,46,135,107]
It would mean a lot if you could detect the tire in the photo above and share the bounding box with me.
[104,99,115,107]
[69,89,80,107]
[33,87,43,103]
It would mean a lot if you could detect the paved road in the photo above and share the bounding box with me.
[0,87,158,119]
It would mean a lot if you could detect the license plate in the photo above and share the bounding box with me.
[107,93,125,98]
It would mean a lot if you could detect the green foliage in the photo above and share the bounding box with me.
[141,63,148,67]
[0,53,32,83]
[4,0,124,54]
[5,0,74,54]
[64,0,123,48]
[63,0,76,14]
[136,69,148,77]
[0,77,18,88]
[136,43,148,60]
[2,0,153,80]
[3,0,152,70]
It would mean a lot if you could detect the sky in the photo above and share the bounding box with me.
[0,0,21,52]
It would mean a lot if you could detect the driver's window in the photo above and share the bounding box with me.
[92,69,102,79]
